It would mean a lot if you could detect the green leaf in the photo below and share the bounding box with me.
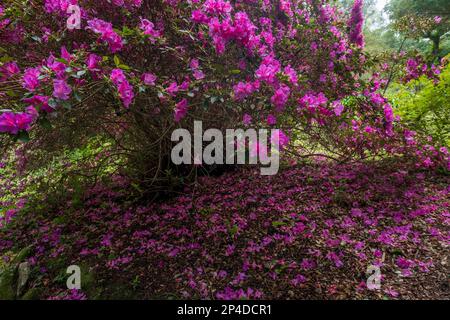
[114,55,120,67]
[272,221,287,227]
[119,64,130,71]
[17,131,30,143]
[55,58,68,65]
[229,225,239,237]
[39,118,52,130]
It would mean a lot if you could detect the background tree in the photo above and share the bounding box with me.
[386,0,450,60]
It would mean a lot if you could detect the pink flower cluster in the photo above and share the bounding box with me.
[22,68,41,91]
[0,112,34,135]
[110,69,134,108]
[233,81,259,100]
[348,0,364,48]
[139,19,163,43]
[197,7,258,54]
[403,57,441,83]
[87,18,123,52]
[44,0,78,14]
[271,85,290,112]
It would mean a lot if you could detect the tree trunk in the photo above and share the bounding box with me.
[431,36,441,60]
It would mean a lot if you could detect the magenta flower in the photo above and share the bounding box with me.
[271,130,290,150]
[193,69,205,80]
[53,79,72,100]
[267,114,277,126]
[110,69,126,85]
[118,81,134,108]
[348,0,365,48]
[242,113,252,125]
[87,18,123,52]
[86,54,102,71]
[139,19,162,43]
[384,104,394,123]
[22,67,41,91]
[174,98,189,122]
[24,95,53,113]
[255,58,280,84]
[233,81,258,100]
[270,85,290,112]
[203,0,233,15]
[0,112,33,134]
[47,55,67,78]
[190,59,200,70]
[333,100,344,116]
[0,112,18,134]
[2,61,20,77]
[166,82,179,96]
[284,65,298,85]
[142,73,157,86]
[110,69,134,108]
[191,10,209,24]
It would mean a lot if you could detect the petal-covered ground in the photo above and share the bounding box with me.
[0,160,449,299]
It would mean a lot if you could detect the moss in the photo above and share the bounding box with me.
[20,288,42,300]
[0,266,16,300]
[11,247,32,264]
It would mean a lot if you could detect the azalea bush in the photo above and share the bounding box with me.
[0,0,450,301]
[0,0,448,193]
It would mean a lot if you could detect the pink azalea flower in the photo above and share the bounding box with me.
[0,112,33,134]
[142,73,157,86]
[1,61,20,77]
[86,54,102,71]
[140,19,162,43]
[267,114,277,126]
[233,81,258,100]
[166,82,179,96]
[271,85,290,112]
[22,67,41,91]
[174,98,189,122]
[53,79,72,100]
[24,95,53,113]
[110,68,126,85]
[190,59,200,70]
[118,81,134,108]
[242,113,252,125]
[271,130,289,150]
[333,100,344,116]
[191,10,209,24]
[193,69,205,80]
[87,18,123,52]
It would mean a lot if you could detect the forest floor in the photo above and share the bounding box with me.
[0,160,449,300]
